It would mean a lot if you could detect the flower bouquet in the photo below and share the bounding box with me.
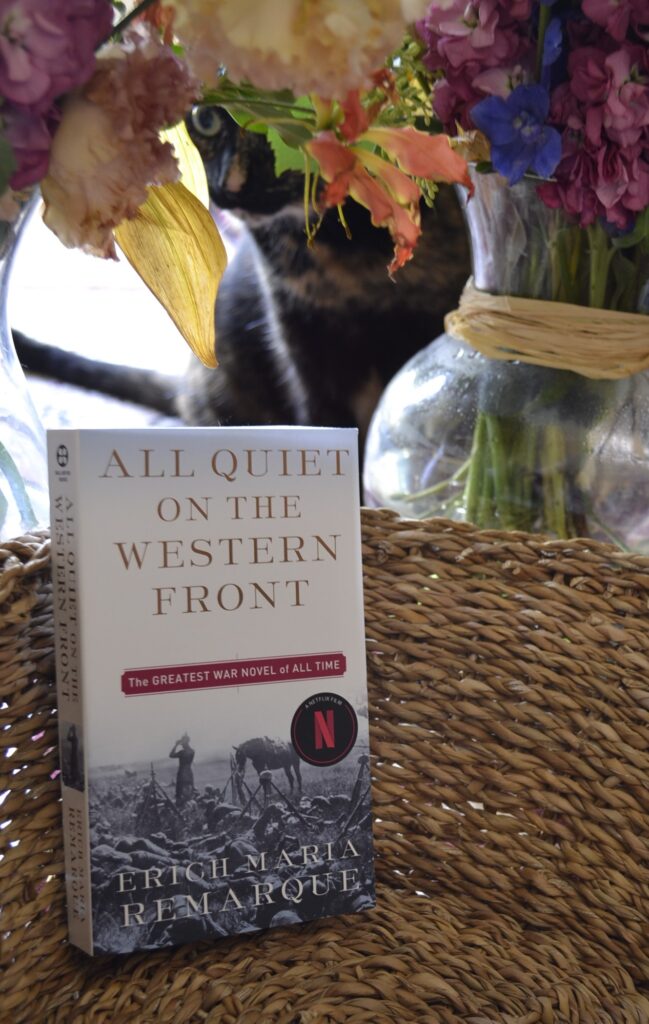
[364,0,649,550]
[0,0,475,538]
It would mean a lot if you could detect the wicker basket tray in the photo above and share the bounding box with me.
[3,508,649,1023]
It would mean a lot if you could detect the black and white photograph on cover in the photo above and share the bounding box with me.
[60,721,85,792]
[87,692,374,954]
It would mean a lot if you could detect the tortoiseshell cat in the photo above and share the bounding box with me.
[15,107,470,447]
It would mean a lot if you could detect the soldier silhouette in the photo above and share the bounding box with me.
[169,733,195,807]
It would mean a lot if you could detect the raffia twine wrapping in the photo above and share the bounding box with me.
[7,513,649,1021]
[445,277,649,379]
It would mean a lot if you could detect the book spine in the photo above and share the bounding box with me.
[48,432,93,954]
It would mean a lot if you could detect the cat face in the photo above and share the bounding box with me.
[187,105,305,216]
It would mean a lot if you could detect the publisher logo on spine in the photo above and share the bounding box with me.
[291,692,358,767]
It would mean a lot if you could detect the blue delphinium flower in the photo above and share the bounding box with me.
[470,84,562,185]
[543,18,562,69]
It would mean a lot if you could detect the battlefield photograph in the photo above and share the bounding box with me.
[87,719,374,954]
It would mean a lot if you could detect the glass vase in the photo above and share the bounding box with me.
[363,173,649,552]
[0,196,49,540]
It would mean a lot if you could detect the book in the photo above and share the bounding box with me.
[48,427,375,955]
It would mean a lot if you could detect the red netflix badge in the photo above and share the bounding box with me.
[291,691,358,767]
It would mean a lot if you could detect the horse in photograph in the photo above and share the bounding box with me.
[234,737,303,792]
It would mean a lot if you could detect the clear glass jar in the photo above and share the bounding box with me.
[364,173,649,551]
[0,195,49,539]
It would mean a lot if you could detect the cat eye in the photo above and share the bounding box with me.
[190,106,224,138]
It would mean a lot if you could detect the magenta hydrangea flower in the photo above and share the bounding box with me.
[0,0,114,114]
[582,0,648,43]
[417,0,533,131]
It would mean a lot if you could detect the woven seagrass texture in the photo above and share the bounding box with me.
[4,509,649,1023]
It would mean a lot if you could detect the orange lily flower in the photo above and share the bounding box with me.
[307,93,472,273]
[139,1,176,45]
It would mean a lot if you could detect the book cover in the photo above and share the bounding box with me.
[48,427,375,955]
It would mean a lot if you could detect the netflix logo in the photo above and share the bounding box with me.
[291,692,358,767]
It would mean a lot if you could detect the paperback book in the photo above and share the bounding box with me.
[48,427,374,954]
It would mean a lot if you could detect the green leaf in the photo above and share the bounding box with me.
[225,105,316,147]
[612,208,649,250]
[267,127,318,176]
[202,80,317,139]
[610,249,638,311]
[0,135,16,198]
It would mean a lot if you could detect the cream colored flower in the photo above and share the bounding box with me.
[173,0,426,98]
[41,94,176,258]
[41,30,198,258]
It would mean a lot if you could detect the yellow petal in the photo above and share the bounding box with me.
[115,181,226,368]
[160,121,210,208]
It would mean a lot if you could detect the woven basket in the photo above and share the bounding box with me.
[4,508,649,1023]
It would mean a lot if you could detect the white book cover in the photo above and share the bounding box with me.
[48,427,375,955]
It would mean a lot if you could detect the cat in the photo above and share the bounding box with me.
[15,106,471,450]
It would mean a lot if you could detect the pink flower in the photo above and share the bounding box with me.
[417,1,532,131]
[594,142,649,225]
[556,45,649,148]
[41,29,198,258]
[582,0,644,42]
[537,143,601,225]
[0,0,113,113]
[4,105,52,187]
[600,49,649,147]
[569,47,612,105]
[473,65,526,99]
[539,132,649,230]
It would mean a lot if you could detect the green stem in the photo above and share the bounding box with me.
[396,457,471,504]
[540,424,569,538]
[485,416,518,530]
[512,421,538,531]
[477,446,495,529]
[464,413,488,525]
[549,225,581,304]
[0,441,37,531]
[535,4,551,82]
[587,222,614,308]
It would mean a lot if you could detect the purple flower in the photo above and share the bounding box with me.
[471,83,562,183]
[0,0,113,114]
[599,48,649,148]
[582,0,645,43]
[542,17,562,69]
[417,1,532,131]
[541,16,563,90]
[537,142,601,225]
[3,105,53,188]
